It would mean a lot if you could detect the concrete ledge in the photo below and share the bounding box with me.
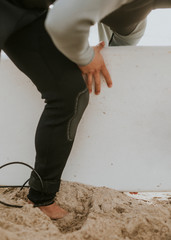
[0,47,171,191]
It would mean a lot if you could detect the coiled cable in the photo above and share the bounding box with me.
[0,161,43,208]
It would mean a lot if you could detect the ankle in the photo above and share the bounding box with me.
[27,188,56,206]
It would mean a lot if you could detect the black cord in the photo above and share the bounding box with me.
[20,178,30,191]
[0,200,23,208]
[0,161,44,208]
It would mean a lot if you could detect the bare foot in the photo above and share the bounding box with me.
[39,202,68,220]
[28,200,68,220]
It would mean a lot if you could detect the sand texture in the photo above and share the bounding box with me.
[0,181,171,240]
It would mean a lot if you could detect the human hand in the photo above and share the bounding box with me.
[78,41,112,95]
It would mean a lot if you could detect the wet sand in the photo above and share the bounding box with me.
[0,181,171,240]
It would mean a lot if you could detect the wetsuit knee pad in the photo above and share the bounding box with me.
[67,88,89,141]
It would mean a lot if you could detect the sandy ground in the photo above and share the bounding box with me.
[0,181,171,240]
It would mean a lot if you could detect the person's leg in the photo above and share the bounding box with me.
[99,0,171,46]
[101,0,154,36]
[98,0,153,47]
[3,14,89,215]
[98,19,146,47]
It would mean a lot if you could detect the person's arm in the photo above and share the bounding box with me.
[45,0,132,66]
[45,0,132,95]
[79,41,113,95]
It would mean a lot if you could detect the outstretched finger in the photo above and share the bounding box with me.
[86,73,93,93]
[94,71,101,95]
[101,64,112,88]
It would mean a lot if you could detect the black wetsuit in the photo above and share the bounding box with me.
[1,0,89,205]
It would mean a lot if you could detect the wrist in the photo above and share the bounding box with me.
[78,47,95,67]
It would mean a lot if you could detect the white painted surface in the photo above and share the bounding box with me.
[138,9,171,46]
[0,47,171,191]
